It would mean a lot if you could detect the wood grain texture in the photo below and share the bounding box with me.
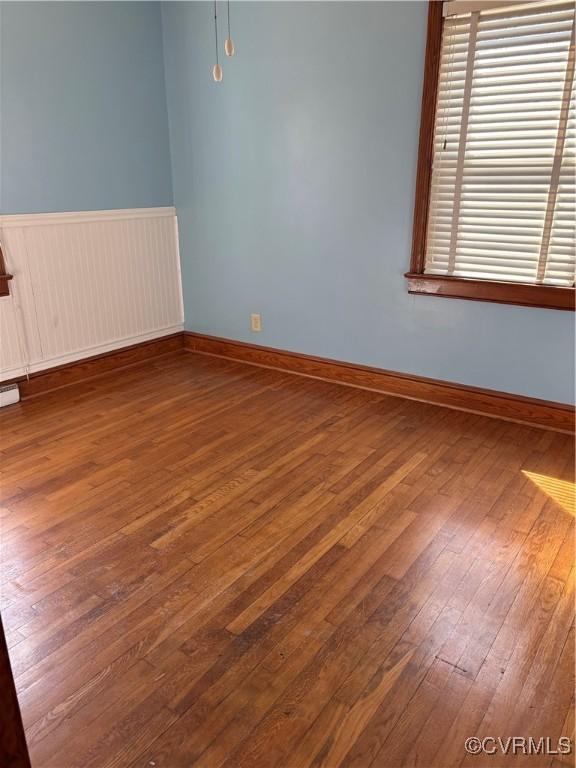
[0,352,574,768]
[184,332,575,433]
[4,333,184,398]
[4,328,572,433]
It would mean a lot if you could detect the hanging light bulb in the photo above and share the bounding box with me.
[213,0,223,82]
[225,0,235,57]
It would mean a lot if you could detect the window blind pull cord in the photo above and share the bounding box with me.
[442,16,457,154]
[447,11,479,276]
[436,17,457,260]
[536,16,575,284]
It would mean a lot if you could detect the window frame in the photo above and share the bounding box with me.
[405,0,575,311]
[0,244,13,298]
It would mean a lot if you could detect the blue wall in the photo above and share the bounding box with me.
[1,2,172,213]
[162,1,574,404]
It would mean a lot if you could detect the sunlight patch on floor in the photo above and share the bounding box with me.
[523,471,576,516]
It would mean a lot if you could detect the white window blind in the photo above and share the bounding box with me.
[425,0,575,286]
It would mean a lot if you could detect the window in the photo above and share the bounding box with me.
[407,0,575,310]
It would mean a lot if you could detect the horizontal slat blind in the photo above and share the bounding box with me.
[425,0,575,286]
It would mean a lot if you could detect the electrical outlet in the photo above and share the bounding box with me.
[250,313,262,332]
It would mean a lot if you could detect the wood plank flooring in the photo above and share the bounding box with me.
[0,350,574,768]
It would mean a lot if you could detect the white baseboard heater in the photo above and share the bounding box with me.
[0,383,20,408]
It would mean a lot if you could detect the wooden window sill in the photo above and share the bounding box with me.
[405,273,575,311]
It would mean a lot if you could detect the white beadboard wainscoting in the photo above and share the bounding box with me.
[0,207,184,381]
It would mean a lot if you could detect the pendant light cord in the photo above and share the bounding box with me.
[227,0,231,40]
[214,0,219,66]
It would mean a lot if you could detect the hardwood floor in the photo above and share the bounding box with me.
[0,350,574,768]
